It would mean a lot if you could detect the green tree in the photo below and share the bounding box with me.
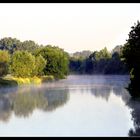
[0,37,21,54]
[19,40,39,53]
[10,51,36,77]
[34,55,47,76]
[34,45,69,78]
[69,47,128,75]
[122,21,140,95]
[0,50,10,77]
[95,47,111,61]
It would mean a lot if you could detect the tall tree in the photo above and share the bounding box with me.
[122,21,140,95]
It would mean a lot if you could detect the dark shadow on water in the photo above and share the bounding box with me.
[0,78,18,88]
[126,96,140,136]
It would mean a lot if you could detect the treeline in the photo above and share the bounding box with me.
[69,47,128,74]
[0,37,69,79]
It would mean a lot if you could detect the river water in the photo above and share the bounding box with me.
[0,75,139,137]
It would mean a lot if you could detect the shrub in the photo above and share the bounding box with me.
[10,51,36,78]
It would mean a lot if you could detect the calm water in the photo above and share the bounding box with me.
[0,75,139,137]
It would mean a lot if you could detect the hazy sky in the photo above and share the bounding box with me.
[0,3,140,53]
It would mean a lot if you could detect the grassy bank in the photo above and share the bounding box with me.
[0,75,55,86]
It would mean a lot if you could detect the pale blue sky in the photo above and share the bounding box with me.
[0,3,140,53]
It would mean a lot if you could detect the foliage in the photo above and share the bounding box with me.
[94,47,111,61]
[34,45,69,78]
[69,47,128,74]
[0,36,128,83]
[0,50,10,77]
[0,37,21,54]
[34,55,47,76]
[0,37,39,54]
[104,52,128,74]
[10,51,36,78]
[0,37,69,80]
[122,21,140,94]
[19,40,39,52]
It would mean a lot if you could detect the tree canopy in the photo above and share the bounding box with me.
[122,21,140,95]
[34,45,69,78]
[0,37,21,54]
[0,37,69,79]
[10,51,36,78]
[69,47,128,74]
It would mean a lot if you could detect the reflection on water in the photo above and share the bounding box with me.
[126,97,140,136]
[0,75,140,136]
[0,85,70,121]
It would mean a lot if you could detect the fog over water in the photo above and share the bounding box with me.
[0,75,139,136]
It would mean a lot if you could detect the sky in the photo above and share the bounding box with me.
[0,3,140,53]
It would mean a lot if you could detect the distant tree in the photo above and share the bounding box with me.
[0,50,10,77]
[122,21,140,95]
[112,45,123,55]
[95,47,111,61]
[69,57,83,73]
[104,52,128,74]
[0,37,21,54]
[10,51,36,77]
[69,47,128,75]
[72,50,93,59]
[19,40,39,52]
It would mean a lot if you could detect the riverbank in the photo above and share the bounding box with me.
[0,75,55,87]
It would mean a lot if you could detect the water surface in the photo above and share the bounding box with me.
[0,75,139,137]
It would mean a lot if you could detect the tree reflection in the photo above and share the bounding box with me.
[127,97,140,136]
[0,95,12,122]
[13,92,48,118]
[89,85,131,103]
[0,85,69,121]
[42,88,70,111]
[113,86,131,103]
[90,86,111,101]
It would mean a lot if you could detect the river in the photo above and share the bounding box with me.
[0,75,139,137]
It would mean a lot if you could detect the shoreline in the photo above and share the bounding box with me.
[0,75,55,87]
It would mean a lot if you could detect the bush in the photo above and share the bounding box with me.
[10,51,36,78]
